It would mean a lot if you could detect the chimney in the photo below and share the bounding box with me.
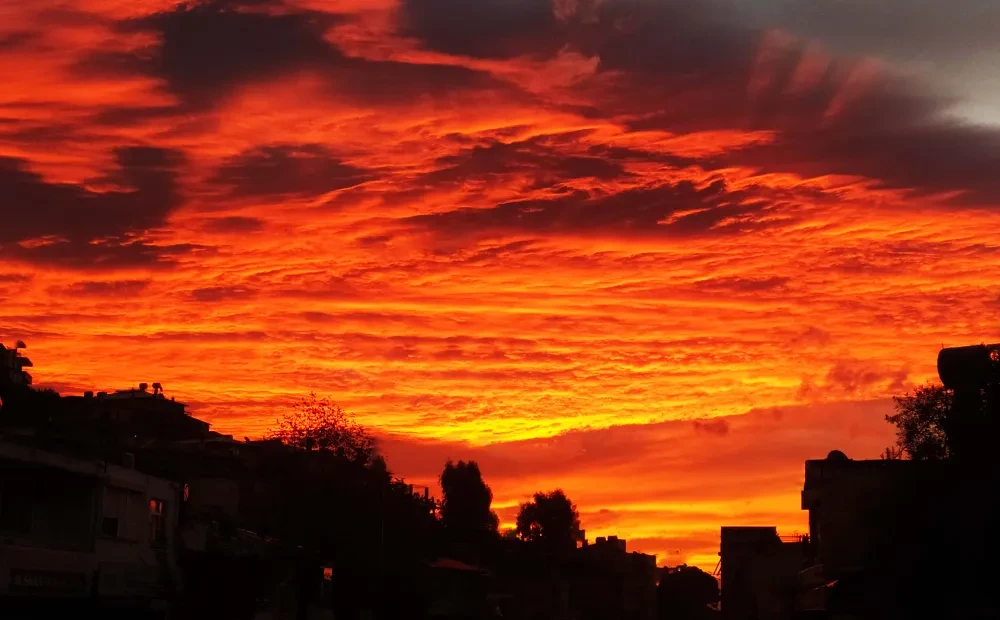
[122,453,135,469]
[424,487,429,500]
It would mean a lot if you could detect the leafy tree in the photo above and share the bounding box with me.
[267,393,376,463]
[239,443,439,619]
[885,384,951,460]
[657,564,719,620]
[515,489,583,553]
[440,460,499,536]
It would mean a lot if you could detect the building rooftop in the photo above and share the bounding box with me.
[98,382,183,404]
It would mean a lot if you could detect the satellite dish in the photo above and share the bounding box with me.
[15,340,26,349]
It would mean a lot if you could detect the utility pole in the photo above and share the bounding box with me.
[380,479,385,576]
[379,478,386,620]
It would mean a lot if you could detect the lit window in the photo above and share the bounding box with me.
[149,498,166,544]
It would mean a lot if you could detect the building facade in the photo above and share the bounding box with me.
[0,440,180,614]
[799,454,975,618]
[570,536,658,620]
[719,527,806,620]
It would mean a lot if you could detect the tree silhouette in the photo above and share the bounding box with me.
[440,460,499,537]
[267,393,376,464]
[657,564,719,620]
[879,445,904,460]
[885,383,951,460]
[237,444,439,619]
[516,489,583,554]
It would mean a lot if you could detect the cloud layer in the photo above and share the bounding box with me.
[2,0,998,567]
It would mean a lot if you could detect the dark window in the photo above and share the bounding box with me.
[101,516,119,537]
[102,487,128,538]
[0,479,33,534]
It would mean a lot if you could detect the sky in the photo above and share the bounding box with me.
[2,0,999,569]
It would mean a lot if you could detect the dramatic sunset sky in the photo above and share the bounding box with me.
[2,0,999,568]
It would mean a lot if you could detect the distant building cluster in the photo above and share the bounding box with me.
[445,534,659,620]
[0,342,661,619]
[7,340,994,619]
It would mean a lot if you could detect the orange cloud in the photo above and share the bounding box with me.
[2,0,998,571]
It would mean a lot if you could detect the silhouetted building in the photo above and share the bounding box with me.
[0,352,333,618]
[719,527,806,620]
[799,452,978,618]
[720,450,989,620]
[571,536,658,620]
[1,378,214,470]
[64,384,210,441]
[937,342,1000,460]
[0,342,32,387]
[717,342,1000,619]
[497,535,657,620]
[425,558,502,619]
[0,440,180,615]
